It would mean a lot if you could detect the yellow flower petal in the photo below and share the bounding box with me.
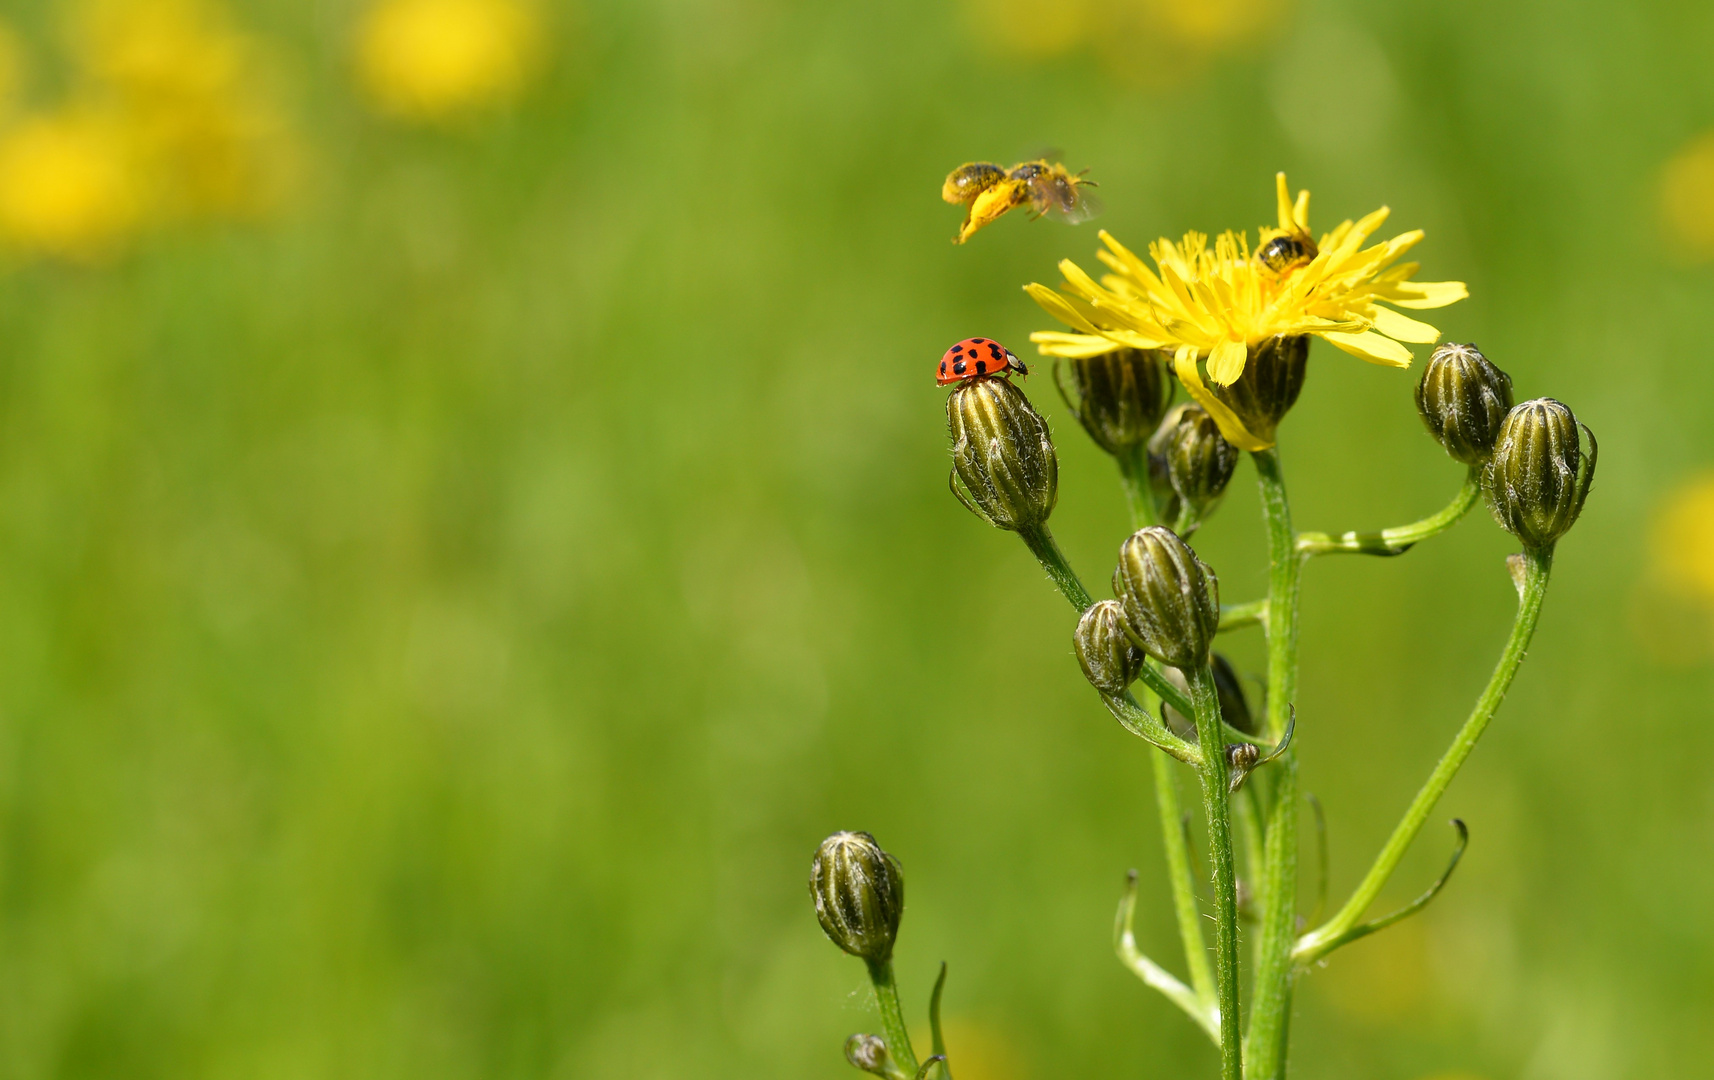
[1207,338,1248,385]
[1025,282,1104,335]
[1029,331,1122,358]
[1321,330,1414,367]
[1379,279,1469,309]
[1173,346,1270,452]
[1368,306,1442,344]
[1275,172,1295,232]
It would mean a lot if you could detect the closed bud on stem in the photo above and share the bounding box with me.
[1150,403,1238,522]
[1113,526,1220,670]
[1208,334,1308,446]
[1415,342,1514,464]
[845,1034,893,1076]
[1483,398,1597,549]
[1074,599,1144,695]
[947,378,1058,530]
[1055,348,1172,456]
[811,832,905,963]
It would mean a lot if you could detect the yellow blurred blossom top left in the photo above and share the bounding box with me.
[357,0,543,123]
[0,1,296,264]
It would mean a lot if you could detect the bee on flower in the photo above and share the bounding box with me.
[942,157,1099,244]
[1026,173,1468,450]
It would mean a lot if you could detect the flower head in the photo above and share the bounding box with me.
[1027,173,1467,448]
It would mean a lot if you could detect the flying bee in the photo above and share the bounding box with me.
[1256,230,1319,273]
[1006,159,1101,224]
[941,157,1099,244]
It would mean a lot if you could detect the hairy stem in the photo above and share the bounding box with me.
[865,959,920,1075]
[1295,546,1553,964]
[1017,523,1094,611]
[1245,447,1301,1080]
[1295,469,1480,557]
[1189,664,1242,1080]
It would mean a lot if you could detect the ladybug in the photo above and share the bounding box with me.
[937,337,1028,385]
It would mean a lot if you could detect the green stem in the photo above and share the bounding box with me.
[1118,443,1154,530]
[1153,751,1217,1009]
[1188,664,1242,1080]
[1295,469,1480,557]
[1218,599,1268,633]
[865,959,920,1075]
[1017,523,1094,611]
[1245,448,1301,1080]
[1294,545,1554,965]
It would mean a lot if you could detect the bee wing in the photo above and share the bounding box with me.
[1047,186,1103,225]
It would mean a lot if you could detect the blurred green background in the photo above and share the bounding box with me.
[0,0,1710,1077]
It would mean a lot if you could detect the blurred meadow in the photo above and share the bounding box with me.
[0,0,1710,1078]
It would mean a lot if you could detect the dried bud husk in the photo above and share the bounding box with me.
[1074,599,1144,695]
[1207,334,1308,446]
[1113,526,1220,670]
[845,1034,892,1076]
[1057,348,1172,456]
[947,378,1058,530]
[1483,398,1597,549]
[1150,403,1238,522]
[1162,653,1253,738]
[811,832,905,963]
[1415,343,1514,465]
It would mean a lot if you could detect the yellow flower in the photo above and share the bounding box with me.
[356,0,540,122]
[1026,173,1467,448]
[1650,474,1714,605]
[0,109,142,262]
[1659,130,1714,262]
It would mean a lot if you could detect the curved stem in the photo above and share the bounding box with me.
[865,959,920,1075]
[1016,523,1094,611]
[1295,469,1480,557]
[1245,448,1301,1080]
[1115,870,1221,1043]
[1294,545,1553,964]
[1218,599,1268,633]
[1188,664,1242,1080]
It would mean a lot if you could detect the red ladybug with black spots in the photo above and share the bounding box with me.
[937,337,1028,385]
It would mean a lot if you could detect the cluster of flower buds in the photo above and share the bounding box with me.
[1148,402,1238,530]
[1112,526,1221,670]
[947,377,1058,530]
[811,831,905,963]
[1415,343,1597,550]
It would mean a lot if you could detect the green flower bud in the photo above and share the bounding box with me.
[1146,447,1179,527]
[1207,334,1308,446]
[947,378,1058,530]
[1415,342,1514,465]
[1074,599,1144,695]
[1483,398,1597,549]
[1162,653,1253,738]
[1150,403,1238,522]
[811,831,905,963]
[845,1034,892,1076]
[1113,526,1220,670]
[1056,348,1172,456]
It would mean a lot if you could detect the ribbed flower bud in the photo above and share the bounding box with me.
[1150,403,1237,521]
[1074,599,1144,695]
[1113,526,1220,670]
[1483,398,1597,549]
[1057,348,1172,456]
[947,378,1058,530]
[1415,342,1514,465]
[845,1034,892,1076]
[1208,334,1308,446]
[811,832,905,963]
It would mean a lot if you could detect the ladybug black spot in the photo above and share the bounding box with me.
[975,360,988,375]
[970,338,984,344]
[953,359,967,375]
[939,361,947,374]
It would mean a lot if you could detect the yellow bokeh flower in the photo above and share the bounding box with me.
[1027,173,1467,448]
[357,0,540,122]
[0,109,141,263]
[1659,130,1714,262]
[1650,473,1714,605]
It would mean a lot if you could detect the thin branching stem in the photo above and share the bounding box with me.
[1295,469,1481,557]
